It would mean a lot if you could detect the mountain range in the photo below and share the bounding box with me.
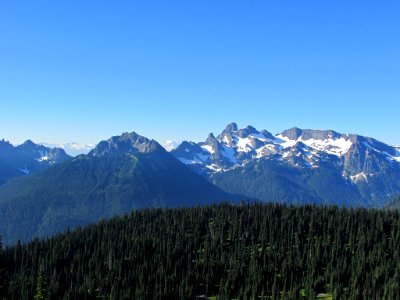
[1,123,400,244]
[171,123,400,207]
[0,132,238,244]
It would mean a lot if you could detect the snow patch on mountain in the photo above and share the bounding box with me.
[388,147,400,162]
[36,156,49,162]
[201,145,215,154]
[236,137,253,153]
[178,157,203,165]
[206,164,223,172]
[350,172,375,183]
[276,135,353,157]
[393,149,400,162]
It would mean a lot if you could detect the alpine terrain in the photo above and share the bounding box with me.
[172,123,400,207]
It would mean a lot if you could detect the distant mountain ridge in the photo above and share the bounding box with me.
[2,125,400,243]
[172,123,400,207]
[40,142,95,156]
[0,139,70,185]
[0,131,240,244]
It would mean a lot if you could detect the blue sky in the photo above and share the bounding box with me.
[1,1,399,146]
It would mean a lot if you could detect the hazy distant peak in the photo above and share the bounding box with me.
[40,142,95,156]
[163,140,180,151]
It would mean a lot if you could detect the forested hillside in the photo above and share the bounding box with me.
[3,203,400,299]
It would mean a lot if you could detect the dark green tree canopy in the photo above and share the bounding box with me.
[3,203,400,299]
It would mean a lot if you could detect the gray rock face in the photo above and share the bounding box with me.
[280,128,343,141]
[89,132,165,157]
[172,123,400,207]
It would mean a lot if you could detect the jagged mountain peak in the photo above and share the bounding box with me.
[172,123,284,175]
[206,133,218,144]
[171,123,400,207]
[223,122,239,133]
[216,123,274,142]
[174,124,400,174]
[89,131,165,157]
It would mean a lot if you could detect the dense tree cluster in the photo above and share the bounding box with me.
[0,236,7,300]
[3,203,400,299]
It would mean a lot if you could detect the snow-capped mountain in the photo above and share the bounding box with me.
[172,123,400,207]
[41,142,95,156]
[162,140,180,152]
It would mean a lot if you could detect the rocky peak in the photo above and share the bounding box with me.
[205,133,219,147]
[217,123,274,142]
[280,128,343,141]
[89,132,164,157]
[223,122,238,133]
[237,125,259,138]
[280,127,303,140]
[217,123,238,144]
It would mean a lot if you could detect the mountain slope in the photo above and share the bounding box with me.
[0,132,240,244]
[172,123,400,207]
[0,139,70,184]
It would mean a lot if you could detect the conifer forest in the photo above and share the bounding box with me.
[1,203,400,299]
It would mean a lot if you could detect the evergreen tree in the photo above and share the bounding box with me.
[0,235,7,300]
[34,266,47,300]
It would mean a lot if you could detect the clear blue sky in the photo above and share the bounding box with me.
[1,1,399,146]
